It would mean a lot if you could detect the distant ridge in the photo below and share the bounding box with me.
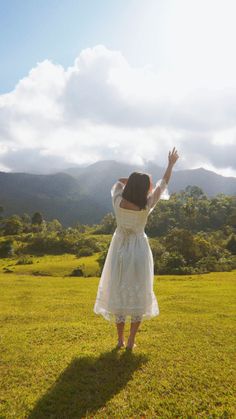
[0,160,235,226]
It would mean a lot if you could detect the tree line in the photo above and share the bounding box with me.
[0,185,235,275]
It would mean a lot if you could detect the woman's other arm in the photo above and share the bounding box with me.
[118,177,128,185]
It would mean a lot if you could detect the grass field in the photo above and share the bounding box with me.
[0,260,235,418]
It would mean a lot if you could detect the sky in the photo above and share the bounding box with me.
[0,0,236,176]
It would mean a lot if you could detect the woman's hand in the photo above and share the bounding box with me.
[118,178,128,185]
[168,147,179,167]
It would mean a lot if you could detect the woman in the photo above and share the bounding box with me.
[94,147,179,350]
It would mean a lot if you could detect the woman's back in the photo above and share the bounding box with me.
[114,194,150,234]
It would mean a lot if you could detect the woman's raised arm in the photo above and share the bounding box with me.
[147,147,179,212]
[162,147,179,184]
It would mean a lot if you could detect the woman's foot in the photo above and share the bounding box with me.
[116,340,125,349]
[125,337,137,350]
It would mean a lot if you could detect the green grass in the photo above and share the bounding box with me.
[0,253,100,277]
[0,270,235,418]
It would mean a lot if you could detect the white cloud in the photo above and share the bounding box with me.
[0,45,235,176]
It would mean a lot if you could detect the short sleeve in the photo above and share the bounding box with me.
[111,180,125,208]
[146,178,170,213]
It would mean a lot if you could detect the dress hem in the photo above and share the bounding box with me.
[93,307,160,324]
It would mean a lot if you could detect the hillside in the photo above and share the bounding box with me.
[0,160,235,226]
[0,171,106,226]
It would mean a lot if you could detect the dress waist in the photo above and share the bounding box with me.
[114,227,147,286]
[115,226,147,238]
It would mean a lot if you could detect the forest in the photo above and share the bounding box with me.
[0,185,235,275]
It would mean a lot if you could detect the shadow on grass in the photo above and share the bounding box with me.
[28,348,148,418]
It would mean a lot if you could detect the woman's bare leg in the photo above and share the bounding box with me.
[127,317,141,348]
[115,315,126,345]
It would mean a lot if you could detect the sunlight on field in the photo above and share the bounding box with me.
[0,270,235,418]
[0,253,100,277]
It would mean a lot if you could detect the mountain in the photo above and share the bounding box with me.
[171,167,236,196]
[63,160,236,198]
[0,171,106,226]
[0,161,235,227]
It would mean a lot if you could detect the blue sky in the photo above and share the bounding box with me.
[0,0,236,176]
[1,0,128,93]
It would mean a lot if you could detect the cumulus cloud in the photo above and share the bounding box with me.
[0,45,235,176]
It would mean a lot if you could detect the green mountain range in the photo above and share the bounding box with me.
[0,160,235,226]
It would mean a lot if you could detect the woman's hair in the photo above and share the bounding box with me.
[121,172,152,210]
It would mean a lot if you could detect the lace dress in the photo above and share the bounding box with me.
[93,178,170,324]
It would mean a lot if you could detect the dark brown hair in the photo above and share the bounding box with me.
[121,172,152,210]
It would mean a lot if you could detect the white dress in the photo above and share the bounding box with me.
[93,178,170,323]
